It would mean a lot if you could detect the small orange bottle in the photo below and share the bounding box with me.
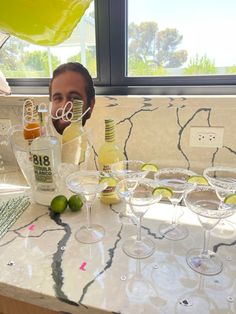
[23,99,41,156]
[23,121,41,144]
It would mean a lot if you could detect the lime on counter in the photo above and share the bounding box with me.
[141,163,159,172]
[187,175,208,185]
[224,194,236,204]
[50,195,68,214]
[68,194,83,212]
[152,186,173,198]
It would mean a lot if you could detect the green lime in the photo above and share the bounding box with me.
[99,176,117,187]
[50,195,68,214]
[68,194,83,212]
[187,175,208,185]
[224,194,236,204]
[141,163,159,172]
[152,186,173,198]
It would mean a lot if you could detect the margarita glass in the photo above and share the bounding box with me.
[116,178,161,259]
[184,184,236,275]
[111,160,148,180]
[203,166,236,238]
[154,168,196,241]
[111,160,149,222]
[66,170,108,244]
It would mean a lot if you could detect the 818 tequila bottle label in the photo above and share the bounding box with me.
[32,154,53,184]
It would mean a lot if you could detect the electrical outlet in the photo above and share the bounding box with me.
[190,126,224,148]
[0,119,12,135]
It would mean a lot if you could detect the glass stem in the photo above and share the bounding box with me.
[137,217,142,241]
[136,259,141,278]
[86,202,92,229]
[171,204,178,226]
[202,229,211,257]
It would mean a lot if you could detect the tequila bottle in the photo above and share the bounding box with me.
[31,107,61,205]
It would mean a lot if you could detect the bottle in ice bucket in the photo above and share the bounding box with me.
[61,99,90,166]
[98,119,124,204]
[62,99,84,143]
[30,105,61,205]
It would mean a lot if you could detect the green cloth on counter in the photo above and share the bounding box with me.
[0,195,30,239]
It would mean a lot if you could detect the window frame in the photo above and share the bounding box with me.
[6,0,236,95]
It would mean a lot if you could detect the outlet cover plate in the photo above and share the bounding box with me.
[190,126,224,148]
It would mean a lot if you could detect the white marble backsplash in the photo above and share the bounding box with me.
[1,95,236,174]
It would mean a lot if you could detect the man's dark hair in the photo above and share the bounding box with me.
[49,62,95,124]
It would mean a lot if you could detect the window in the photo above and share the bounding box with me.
[109,0,236,94]
[1,0,236,95]
[127,0,236,78]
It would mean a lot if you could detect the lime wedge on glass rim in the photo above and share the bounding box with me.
[224,194,236,204]
[152,186,173,198]
[99,176,117,187]
[187,175,208,185]
[141,163,159,172]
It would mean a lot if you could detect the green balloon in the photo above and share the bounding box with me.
[0,0,92,46]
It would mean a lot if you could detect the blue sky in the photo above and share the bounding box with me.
[128,0,236,66]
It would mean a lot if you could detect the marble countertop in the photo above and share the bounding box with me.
[0,175,236,314]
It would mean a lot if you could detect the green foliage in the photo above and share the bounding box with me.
[184,54,217,74]
[68,48,96,77]
[0,37,60,77]
[129,57,167,76]
[128,22,188,72]
[1,70,45,77]
[24,50,60,76]
[226,65,236,74]
[0,37,28,71]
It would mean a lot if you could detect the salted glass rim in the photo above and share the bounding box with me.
[111,160,145,171]
[203,166,236,190]
[66,170,107,194]
[154,167,197,177]
[154,168,197,188]
[116,177,161,205]
[184,184,236,219]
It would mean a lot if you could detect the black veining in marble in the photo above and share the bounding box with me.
[0,213,49,247]
[78,224,123,305]
[106,96,118,101]
[143,97,152,102]
[12,213,48,232]
[176,107,211,169]
[141,223,164,240]
[117,107,159,160]
[224,146,236,155]
[107,103,119,107]
[142,103,153,107]
[213,239,236,253]
[49,211,79,307]
[211,147,219,166]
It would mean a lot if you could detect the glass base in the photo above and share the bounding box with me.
[186,248,223,276]
[175,292,211,313]
[75,224,105,244]
[126,276,151,299]
[122,237,155,259]
[159,222,189,241]
[211,220,235,239]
